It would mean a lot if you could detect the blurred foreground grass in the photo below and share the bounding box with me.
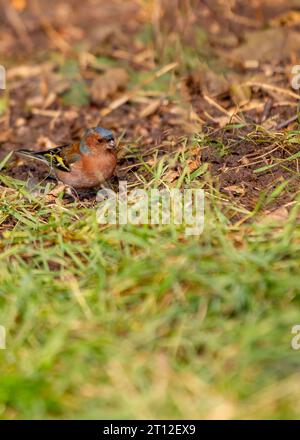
[1,173,300,419]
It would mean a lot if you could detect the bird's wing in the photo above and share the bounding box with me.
[17,142,81,172]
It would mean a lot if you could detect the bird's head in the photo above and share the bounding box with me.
[80,127,116,154]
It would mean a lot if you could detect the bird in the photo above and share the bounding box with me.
[17,127,117,189]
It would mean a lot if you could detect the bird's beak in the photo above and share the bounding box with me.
[107,139,117,151]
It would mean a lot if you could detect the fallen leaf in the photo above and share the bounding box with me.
[90,68,128,103]
[184,65,229,97]
[7,62,54,80]
[223,185,245,195]
[187,157,201,173]
[164,170,179,183]
[260,207,289,224]
[36,136,57,150]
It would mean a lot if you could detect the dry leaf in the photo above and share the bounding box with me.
[260,207,289,224]
[7,62,54,80]
[36,136,57,150]
[184,65,229,97]
[223,185,245,195]
[90,68,128,103]
[164,170,179,183]
[187,157,201,173]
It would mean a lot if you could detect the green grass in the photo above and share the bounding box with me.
[1,173,300,419]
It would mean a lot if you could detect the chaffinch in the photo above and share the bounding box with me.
[17,127,117,189]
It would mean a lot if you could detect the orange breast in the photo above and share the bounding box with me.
[56,152,116,188]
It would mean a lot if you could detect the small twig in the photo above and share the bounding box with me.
[261,98,273,123]
[203,94,243,124]
[276,114,298,130]
[245,81,300,100]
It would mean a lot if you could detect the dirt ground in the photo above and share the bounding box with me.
[1,0,300,211]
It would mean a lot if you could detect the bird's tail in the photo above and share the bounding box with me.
[16,149,50,166]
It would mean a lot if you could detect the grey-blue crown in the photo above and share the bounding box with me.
[86,127,114,140]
